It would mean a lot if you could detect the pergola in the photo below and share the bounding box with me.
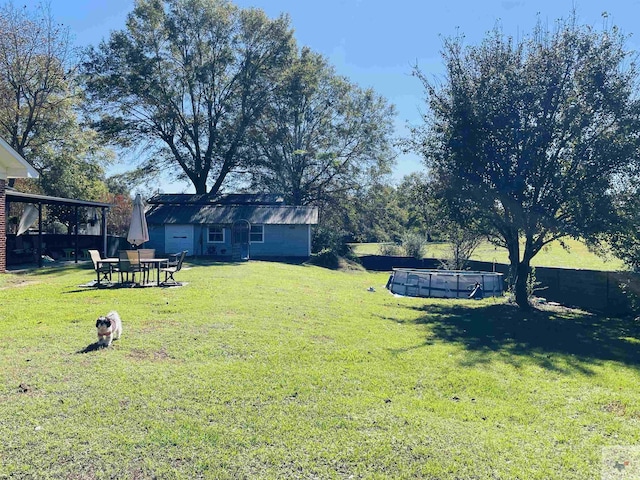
[6,189,112,267]
[0,136,38,272]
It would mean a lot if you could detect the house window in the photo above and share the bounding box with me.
[250,224,264,243]
[208,225,225,243]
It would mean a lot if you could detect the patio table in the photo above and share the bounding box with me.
[96,257,169,287]
[139,258,169,286]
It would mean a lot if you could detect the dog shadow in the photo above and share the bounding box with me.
[76,342,108,354]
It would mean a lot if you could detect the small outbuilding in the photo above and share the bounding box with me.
[145,193,318,260]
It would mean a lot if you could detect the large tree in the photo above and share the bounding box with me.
[413,17,640,308]
[82,0,295,194]
[248,47,396,206]
[0,2,74,164]
[0,2,111,200]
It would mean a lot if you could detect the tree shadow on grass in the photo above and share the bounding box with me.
[385,302,640,373]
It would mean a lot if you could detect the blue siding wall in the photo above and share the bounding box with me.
[146,225,165,253]
[200,224,311,257]
[250,224,309,257]
[149,223,311,257]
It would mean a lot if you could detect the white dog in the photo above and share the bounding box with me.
[95,311,123,347]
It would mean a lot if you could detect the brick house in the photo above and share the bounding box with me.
[0,138,38,272]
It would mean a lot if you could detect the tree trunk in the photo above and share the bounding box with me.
[514,260,531,310]
[506,234,520,293]
[505,233,532,309]
[193,176,208,195]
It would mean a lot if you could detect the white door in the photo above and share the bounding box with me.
[164,225,193,254]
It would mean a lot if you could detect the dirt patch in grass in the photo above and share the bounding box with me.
[17,383,32,394]
[310,335,335,343]
[127,347,176,362]
[0,280,41,290]
[603,400,627,416]
[193,323,234,333]
[138,319,181,334]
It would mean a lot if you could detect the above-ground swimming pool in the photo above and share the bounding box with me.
[387,268,504,298]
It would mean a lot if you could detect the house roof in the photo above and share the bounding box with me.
[0,137,38,180]
[148,193,285,205]
[146,204,318,225]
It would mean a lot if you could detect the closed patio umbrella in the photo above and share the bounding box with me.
[17,204,39,236]
[127,193,149,247]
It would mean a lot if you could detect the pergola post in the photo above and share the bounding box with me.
[101,206,107,258]
[0,179,5,272]
[37,203,42,267]
[74,206,79,263]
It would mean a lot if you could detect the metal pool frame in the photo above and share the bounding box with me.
[387,268,504,298]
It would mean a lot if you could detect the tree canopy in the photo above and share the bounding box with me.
[413,16,640,308]
[0,2,111,201]
[248,47,396,207]
[0,2,73,164]
[82,0,295,195]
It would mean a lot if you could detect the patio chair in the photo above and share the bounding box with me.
[160,250,187,285]
[137,248,156,284]
[89,249,112,284]
[118,250,142,284]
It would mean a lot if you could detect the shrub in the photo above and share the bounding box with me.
[308,248,340,269]
[312,226,351,257]
[439,224,483,270]
[401,232,427,259]
[526,266,547,299]
[378,243,402,256]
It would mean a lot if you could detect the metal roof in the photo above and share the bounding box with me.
[148,193,285,205]
[146,204,318,225]
[6,189,112,208]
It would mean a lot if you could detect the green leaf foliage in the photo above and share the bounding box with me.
[0,3,112,201]
[248,47,396,206]
[82,0,295,194]
[413,14,640,307]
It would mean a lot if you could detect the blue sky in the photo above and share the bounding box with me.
[21,0,640,193]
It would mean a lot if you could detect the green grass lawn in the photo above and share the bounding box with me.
[1,260,639,478]
[351,238,627,271]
